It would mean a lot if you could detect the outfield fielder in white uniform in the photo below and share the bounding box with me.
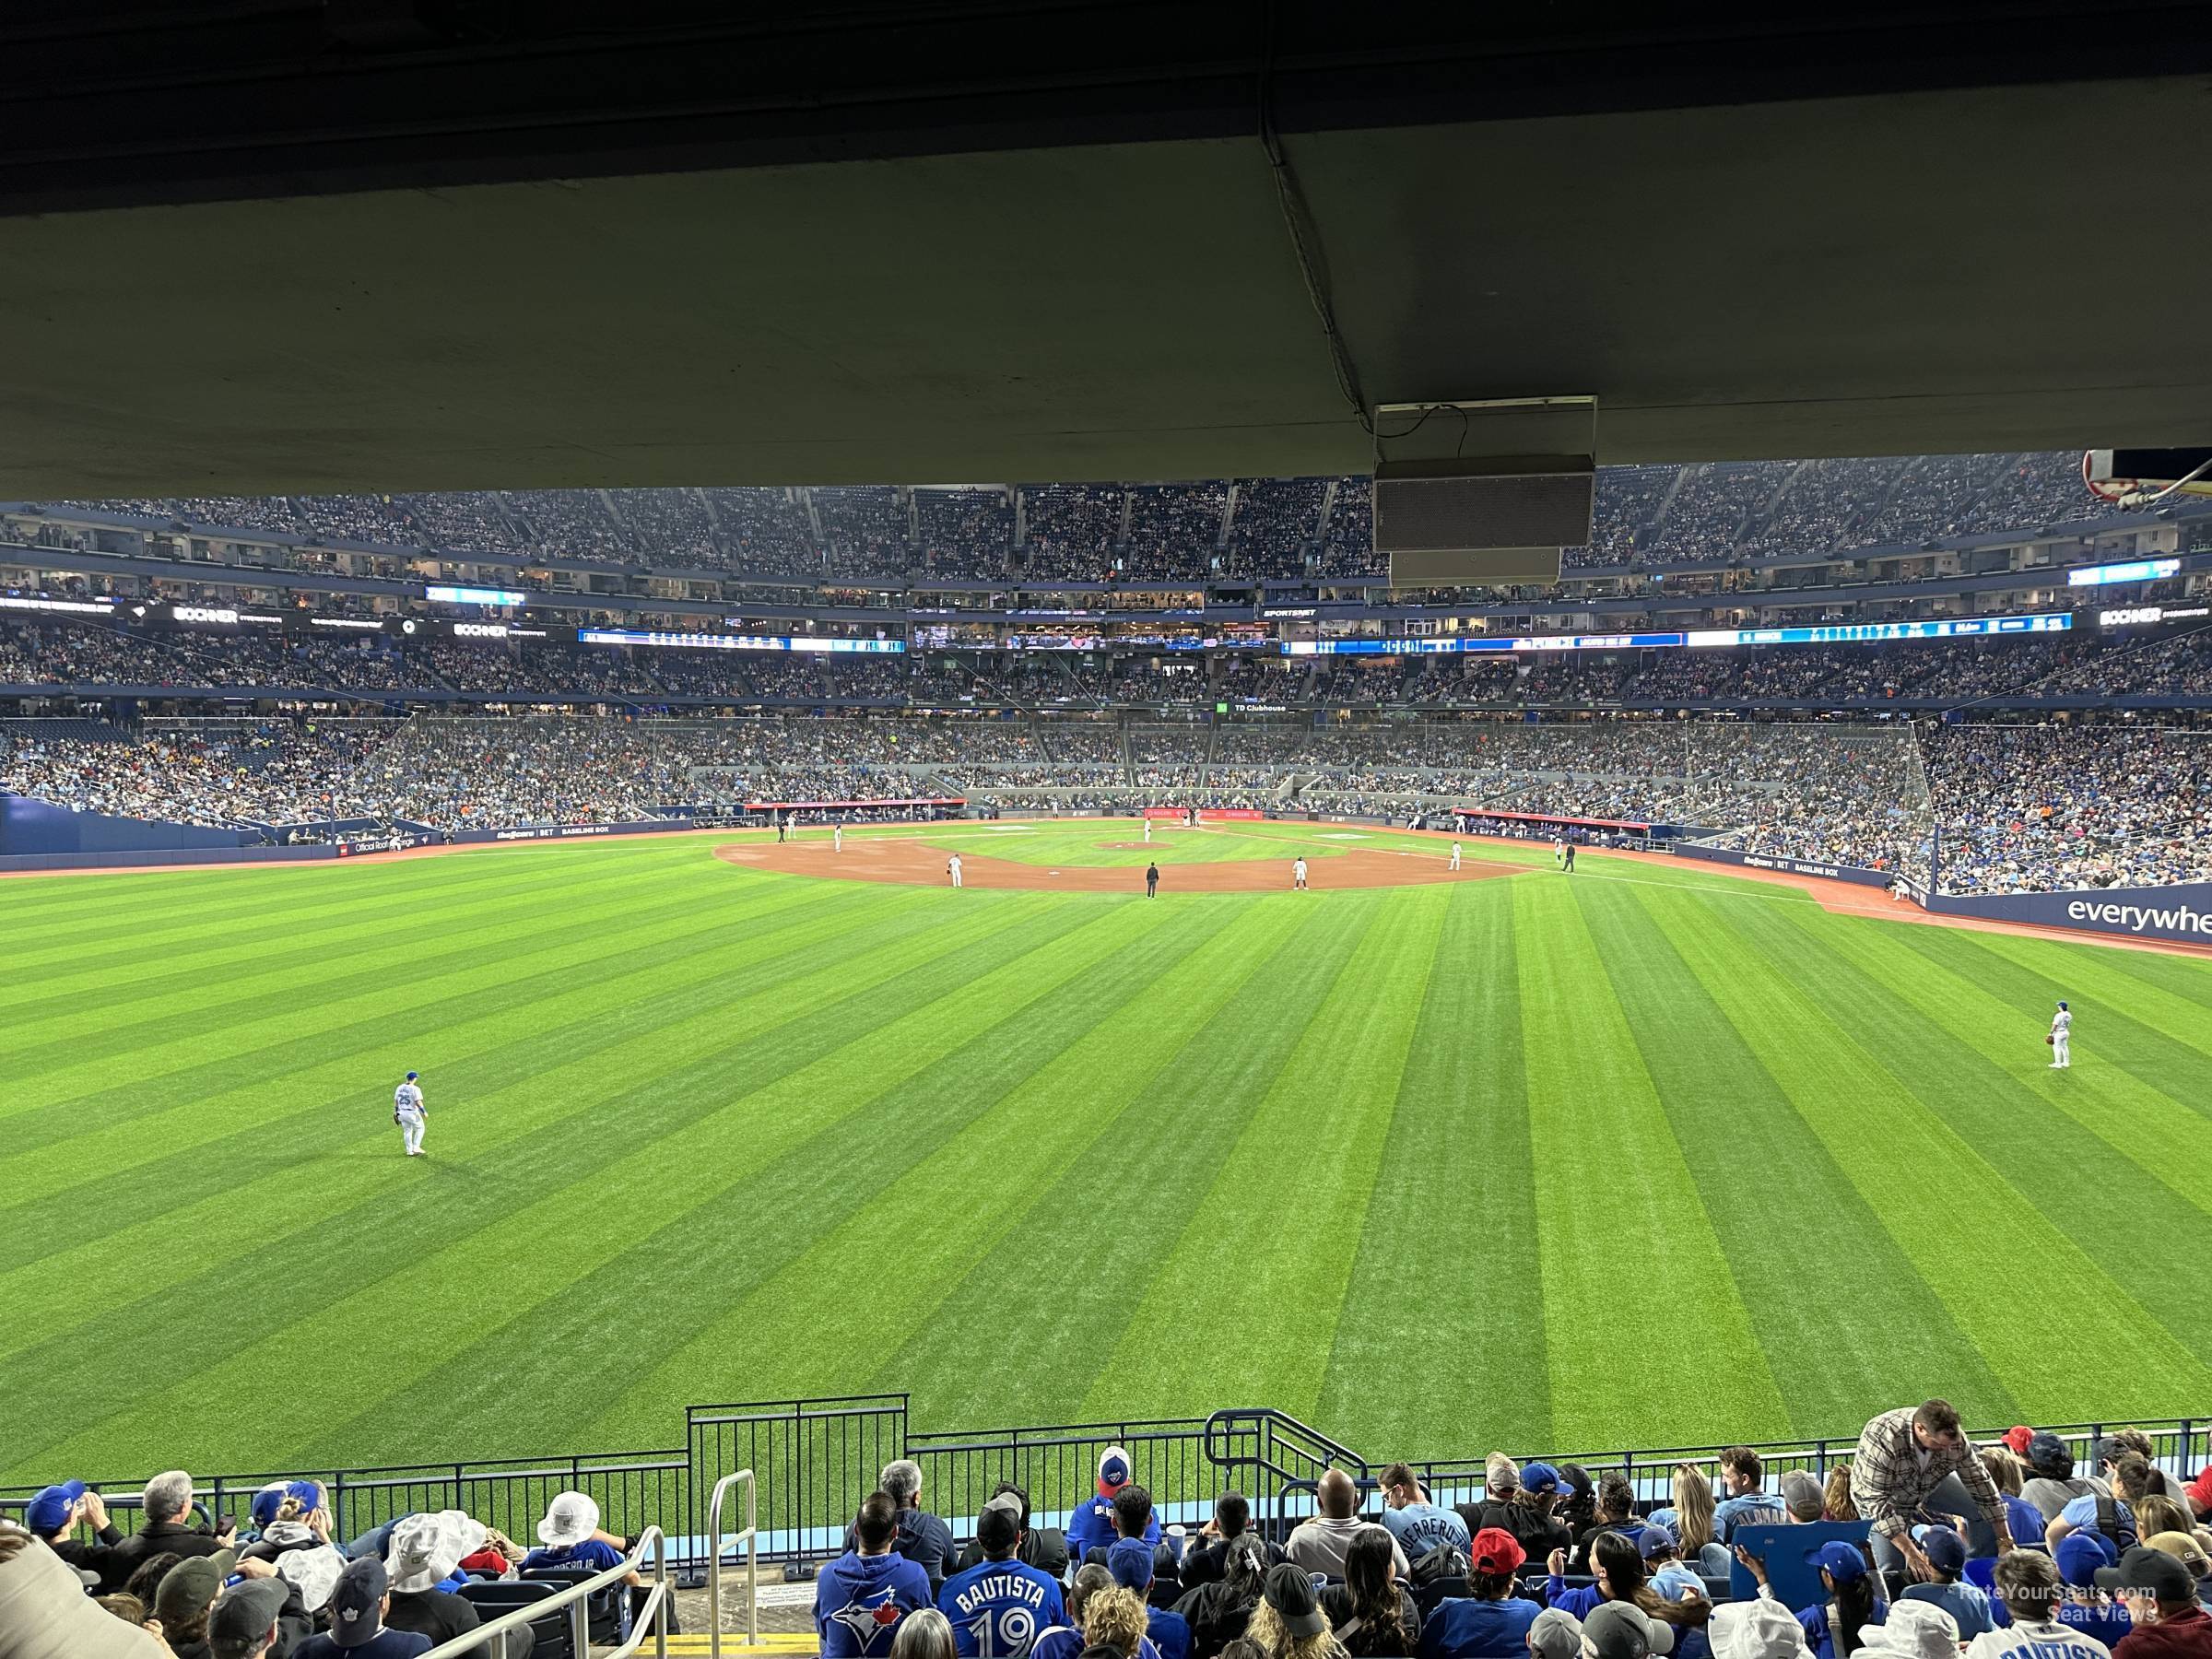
[833,822,842,853]
[394,1070,428,1157]
[948,853,963,888]
[1449,840,1462,871]
[1144,818,1151,844]
[2048,1000,2072,1068]
[1292,856,1308,891]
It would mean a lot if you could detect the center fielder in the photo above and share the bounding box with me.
[947,853,964,889]
[394,1070,428,1158]
[2048,1000,2071,1068]
[1449,840,1462,871]
[1292,855,1309,891]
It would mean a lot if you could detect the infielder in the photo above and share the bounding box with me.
[1449,840,1462,871]
[1292,856,1309,891]
[833,822,843,853]
[2048,1000,2071,1068]
[948,853,964,889]
[394,1070,428,1158]
[1143,818,1152,844]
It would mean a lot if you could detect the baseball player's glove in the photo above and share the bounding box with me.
[2044,1033,2055,1045]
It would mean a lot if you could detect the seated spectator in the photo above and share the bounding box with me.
[1087,1487,1171,1571]
[294,1557,430,1658]
[382,1512,522,1654]
[1111,1538,1194,1659]
[1290,1471,1409,1581]
[1857,1601,1959,1659]
[206,1573,310,1659]
[1714,1453,1789,1543]
[456,1527,526,1581]
[1040,1564,1162,1659]
[22,1481,123,1584]
[238,1486,336,1571]
[818,1493,935,1659]
[1967,1548,2112,1659]
[1569,1477,1648,1574]
[894,1607,960,1659]
[1525,1608,1585,1659]
[2054,1534,2134,1650]
[1736,1540,1887,1659]
[2101,1547,2212,1659]
[100,1472,238,1593]
[1175,1536,1269,1659]
[1899,1526,1992,1640]
[1185,1496,1284,1589]
[1659,1466,1728,1577]
[0,1522,170,1657]
[154,1555,229,1659]
[1584,1603,1678,1659]
[1085,1583,1173,1659]
[2141,1533,2211,1606]
[1460,1465,1570,1566]
[1321,1526,1420,1658]
[1073,1450,1160,1568]
[1703,1599,1814,1659]
[2050,1456,2152,1552]
[938,1499,1066,1658]
[1978,1450,2051,1558]
[1640,1527,1711,1606]
[1418,1529,1537,1659]
[951,1486,1069,1580]
[1820,1470,1858,1526]
[1249,1563,1348,1659]
[2133,1502,2199,1552]
[522,1491,639,1645]
[1153,1545,1189,1613]
[872,1461,956,1596]
[2100,1436,2190,1507]
[2021,1435,2097,1524]
[1381,1465,1470,1560]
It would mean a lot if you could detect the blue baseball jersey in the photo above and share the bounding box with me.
[937,1557,1065,1657]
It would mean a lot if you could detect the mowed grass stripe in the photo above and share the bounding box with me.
[875,896,1380,1431]
[0,871,865,1159]
[1944,930,2212,1078]
[1595,884,2018,1434]
[1746,906,2212,1384]
[300,893,1193,1464]
[0,878,927,1277]
[1083,886,1451,1422]
[0,861,700,1061]
[1676,892,2212,1419]
[0,883,987,1351]
[5,888,1113,1475]
[1518,877,1792,1446]
[1787,912,2212,1209]
[1312,882,1547,1454]
[583,897,1313,1430]
[0,849,627,970]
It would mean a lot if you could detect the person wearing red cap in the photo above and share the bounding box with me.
[1418,1529,1541,1659]
[1070,1450,1159,1571]
[2004,1430,2036,1460]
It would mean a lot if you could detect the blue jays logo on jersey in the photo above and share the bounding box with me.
[831,1589,907,1653]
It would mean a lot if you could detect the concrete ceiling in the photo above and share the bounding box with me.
[0,4,2205,496]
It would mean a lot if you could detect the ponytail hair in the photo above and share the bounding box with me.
[1830,1571,1877,1657]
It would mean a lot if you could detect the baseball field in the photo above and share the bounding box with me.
[6,818,2212,1490]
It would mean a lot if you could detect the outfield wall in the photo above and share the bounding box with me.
[0,844,336,872]
[1669,841,1898,888]
[1926,881,2212,945]
[0,792,250,855]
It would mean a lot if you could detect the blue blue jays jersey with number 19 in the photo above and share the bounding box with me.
[937,1558,1065,1657]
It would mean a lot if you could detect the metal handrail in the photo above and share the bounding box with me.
[707,1468,760,1657]
[418,1523,669,1659]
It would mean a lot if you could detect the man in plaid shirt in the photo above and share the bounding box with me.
[1852,1399,2018,1580]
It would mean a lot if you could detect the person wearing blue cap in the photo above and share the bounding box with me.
[1107,1538,1193,1659]
[1900,1526,1992,1639]
[393,1071,427,1158]
[2051,1533,2133,1650]
[25,1479,124,1582]
[1735,1539,1887,1659]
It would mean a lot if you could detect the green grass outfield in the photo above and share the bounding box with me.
[6,818,2212,1488]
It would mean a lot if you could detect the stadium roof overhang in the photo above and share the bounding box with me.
[0,2,2207,496]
